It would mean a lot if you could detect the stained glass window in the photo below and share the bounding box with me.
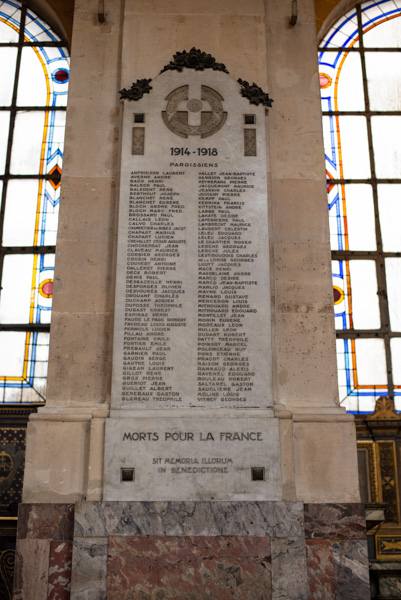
[319,0,401,412]
[0,1,69,402]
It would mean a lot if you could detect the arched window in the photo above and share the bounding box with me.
[319,0,401,413]
[0,0,69,403]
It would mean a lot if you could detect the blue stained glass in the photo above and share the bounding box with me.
[0,1,21,42]
[25,8,61,42]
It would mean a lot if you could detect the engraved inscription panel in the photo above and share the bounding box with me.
[113,69,272,410]
[104,416,281,501]
[132,127,145,155]
[244,129,256,156]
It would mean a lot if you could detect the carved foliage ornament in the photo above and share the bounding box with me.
[119,78,152,101]
[119,52,274,108]
[367,396,399,420]
[238,79,274,108]
[160,48,229,74]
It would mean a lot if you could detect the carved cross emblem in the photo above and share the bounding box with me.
[162,85,227,139]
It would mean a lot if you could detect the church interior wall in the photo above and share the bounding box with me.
[3,0,398,597]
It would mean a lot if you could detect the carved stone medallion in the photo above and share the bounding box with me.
[162,85,227,139]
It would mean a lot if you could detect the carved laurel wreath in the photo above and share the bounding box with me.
[160,47,229,74]
[119,51,274,108]
[119,78,152,101]
[237,79,274,107]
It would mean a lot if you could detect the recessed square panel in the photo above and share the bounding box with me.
[121,468,135,482]
[251,467,265,481]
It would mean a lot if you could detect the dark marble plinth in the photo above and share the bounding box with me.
[13,501,369,600]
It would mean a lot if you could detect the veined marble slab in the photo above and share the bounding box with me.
[73,501,304,539]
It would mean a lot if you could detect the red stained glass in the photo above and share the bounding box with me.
[42,281,53,296]
[54,69,68,82]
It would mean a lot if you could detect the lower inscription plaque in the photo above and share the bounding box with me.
[104,416,281,501]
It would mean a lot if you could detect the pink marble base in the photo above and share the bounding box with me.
[48,541,73,600]
[306,540,335,600]
[107,536,272,600]
[13,504,75,600]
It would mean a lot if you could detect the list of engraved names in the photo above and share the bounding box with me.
[121,168,265,408]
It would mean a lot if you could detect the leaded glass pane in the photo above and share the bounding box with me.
[349,260,380,329]
[336,53,365,111]
[336,338,379,412]
[332,260,350,330]
[0,18,17,41]
[0,1,21,43]
[25,8,61,42]
[0,252,55,325]
[372,116,401,178]
[320,9,359,48]
[3,188,59,250]
[17,46,69,108]
[0,254,34,323]
[0,111,10,175]
[10,111,46,174]
[391,338,401,385]
[363,9,401,46]
[336,338,353,401]
[320,0,401,413]
[322,116,336,170]
[0,331,26,376]
[41,181,61,246]
[355,338,387,385]
[0,331,49,403]
[44,111,66,174]
[366,53,401,111]
[0,0,68,403]
[328,183,343,252]
[338,117,371,179]
[0,47,17,105]
[17,47,48,106]
[344,185,376,251]
[378,184,401,252]
[385,258,401,331]
[326,184,376,251]
[2,179,40,246]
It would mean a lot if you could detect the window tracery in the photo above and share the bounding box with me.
[319,0,401,412]
[0,0,69,402]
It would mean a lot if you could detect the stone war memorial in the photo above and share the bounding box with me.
[11,1,371,599]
